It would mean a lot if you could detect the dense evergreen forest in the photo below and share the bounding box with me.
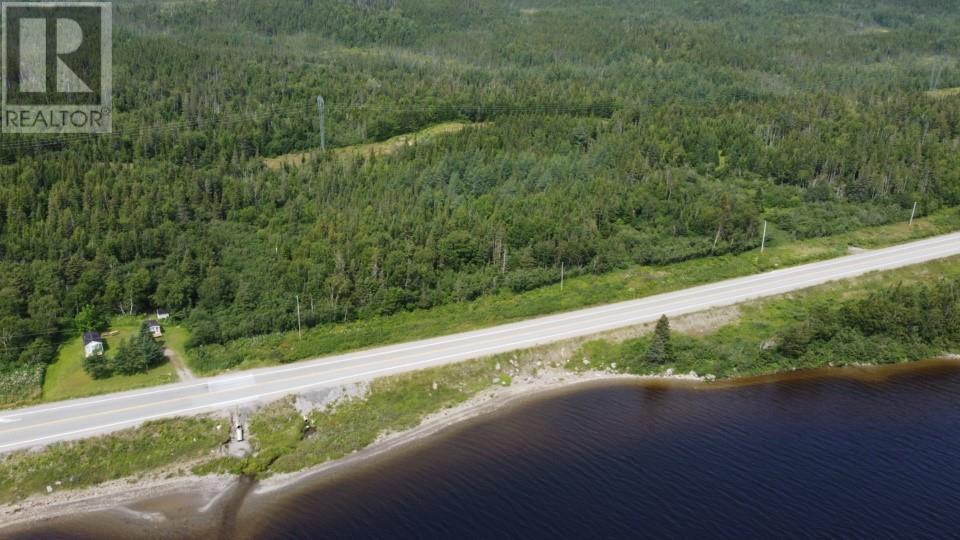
[1,0,959,377]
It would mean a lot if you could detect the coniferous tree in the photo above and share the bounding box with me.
[136,326,167,368]
[4,0,960,388]
[111,339,146,376]
[646,315,674,364]
[82,352,112,380]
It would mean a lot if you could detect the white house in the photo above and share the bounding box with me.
[145,320,163,338]
[83,331,104,358]
[156,308,170,321]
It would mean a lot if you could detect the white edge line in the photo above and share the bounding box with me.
[6,232,960,417]
[1,238,957,450]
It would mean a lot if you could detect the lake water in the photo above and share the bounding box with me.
[9,361,960,539]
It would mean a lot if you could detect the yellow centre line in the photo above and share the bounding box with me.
[5,235,959,441]
[0,343,455,435]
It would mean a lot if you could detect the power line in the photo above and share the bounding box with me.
[0,100,325,149]
[0,102,317,151]
[0,101,614,152]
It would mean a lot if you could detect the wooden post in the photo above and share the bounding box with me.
[760,220,768,254]
[910,201,918,226]
[295,295,302,340]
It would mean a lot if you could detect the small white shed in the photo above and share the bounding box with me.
[83,331,104,358]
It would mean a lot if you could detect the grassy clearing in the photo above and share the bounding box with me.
[195,355,503,476]
[575,256,960,379]
[41,317,178,403]
[263,121,478,170]
[926,87,960,98]
[0,417,226,504]
[162,325,193,364]
[191,208,960,375]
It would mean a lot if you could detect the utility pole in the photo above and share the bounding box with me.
[910,201,918,226]
[560,262,565,291]
[317,95,326,151]
[760,220,768,254]
[295,295,302,340]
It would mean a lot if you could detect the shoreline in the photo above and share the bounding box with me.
[251,355,960,498]
[0,368,700,533]
[0,473,236,534]
[252,369,701,497]
[0,368,694,533]
[3,357,959,534]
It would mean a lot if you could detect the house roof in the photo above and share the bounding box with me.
[82,331,102,345]
[157,308,169,315]
[145,320,160,327]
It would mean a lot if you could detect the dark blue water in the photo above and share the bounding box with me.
[244,363,960,539]
[9,362,960,539]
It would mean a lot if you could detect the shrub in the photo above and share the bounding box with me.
[186,309,223,347]
[82,353,112,380]
[775,279,960,361]
[0,363,45,406]
[111,338,149,376]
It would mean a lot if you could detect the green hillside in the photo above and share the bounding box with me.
[1,0,960,394]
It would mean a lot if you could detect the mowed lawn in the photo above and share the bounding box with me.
[42,317,180,402]
[161,325,193,366]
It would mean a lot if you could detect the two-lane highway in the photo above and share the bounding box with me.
[3,231,960,453]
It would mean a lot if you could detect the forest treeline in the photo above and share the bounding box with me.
[1,0,959,377]
[611,277,960,376]
[775,279,960,365]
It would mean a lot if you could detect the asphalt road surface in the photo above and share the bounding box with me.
[3,231,960,453]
